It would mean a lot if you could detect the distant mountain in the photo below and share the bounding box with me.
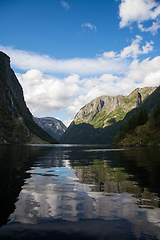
[60,86,158,145]
[0,51,58,144]
[33,117,67,141]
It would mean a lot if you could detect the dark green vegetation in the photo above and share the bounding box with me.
[114,103,160,146]
[114,109,149,144]
[0,51,58,144]
[61,86,160,145]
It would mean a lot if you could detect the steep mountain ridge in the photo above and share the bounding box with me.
[0,51,58,144]
[33,117,67,141]
[60,86,158,144]
[74,87,156,129]
[2,54,31,119]
[74,95,125,127]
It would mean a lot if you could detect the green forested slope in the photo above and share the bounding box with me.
[113,102,160,146]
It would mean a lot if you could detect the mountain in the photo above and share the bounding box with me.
[33,117,67,141]
[0,51,58,144]
[60,86,158,145]
[113,91,160,146]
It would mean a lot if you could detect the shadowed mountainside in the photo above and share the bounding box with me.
[0,51,58,144]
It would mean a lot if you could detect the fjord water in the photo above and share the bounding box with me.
[0,144,160,239]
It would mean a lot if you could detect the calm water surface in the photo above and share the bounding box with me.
[0,144,160,239]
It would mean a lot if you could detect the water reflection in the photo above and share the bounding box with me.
[0,144,160,239]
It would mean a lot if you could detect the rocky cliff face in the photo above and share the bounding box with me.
[60,86,157,144]
[0,51,58,144]
[74,87,156,128]
[33,117,67,141]
[74,95,125,125]
[3,54,31,120]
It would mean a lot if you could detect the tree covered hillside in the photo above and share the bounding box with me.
[113,104,160,146]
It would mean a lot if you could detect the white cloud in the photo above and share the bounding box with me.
[119,0,160,34]
[22,69,43,81]
[0,36,153,77]
[66,56,160,121]
[102,51,117,59]
[17,71,80,117]
[17,69,125,120]
[16,55,160,125]
[128,56,160,83]
[120,35,153,59]
[61,1,69,10]
[64,74,80,83]
[0,45,126,76]
[64,118,73,127]
[0,38,159,125]
[138,21,160,35]
[81,23,97,31]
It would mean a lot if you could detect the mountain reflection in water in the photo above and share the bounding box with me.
[0,144,160,240]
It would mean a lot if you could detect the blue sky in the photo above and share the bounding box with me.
[0,0,160,126]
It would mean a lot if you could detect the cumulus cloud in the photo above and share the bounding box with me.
[65,55,160,121]
[0,36,159,125]
[17,71,80,117]
[61,1,69,10]
[16,55,160,125]
[17,70,122,119]
[125,56,160,88]
[81,23,97,31]
[119,0,160,34]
